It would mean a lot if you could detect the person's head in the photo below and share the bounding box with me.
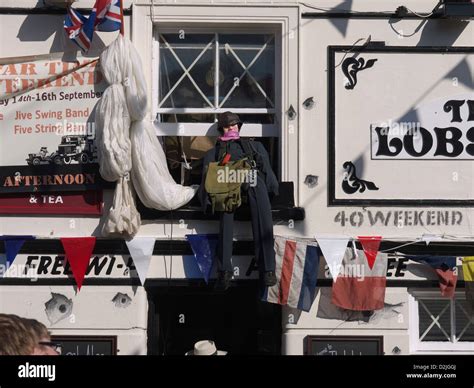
[217,111,242,134]
[0,314,36,355]
[33,339,60,356]
[23,318,59,355]
[0,314,59,355]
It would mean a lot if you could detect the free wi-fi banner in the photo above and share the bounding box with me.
[0,53,112,193]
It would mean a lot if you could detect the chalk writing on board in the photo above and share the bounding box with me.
[52,336,117,356]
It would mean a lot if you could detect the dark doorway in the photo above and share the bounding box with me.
[147,282,281,355]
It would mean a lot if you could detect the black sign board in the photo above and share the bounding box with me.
[306,336,383,356]
[0,164,114,194]
[52,336,117,356]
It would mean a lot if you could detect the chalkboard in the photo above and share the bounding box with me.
[306,336,383,356]
[52,336,117,356]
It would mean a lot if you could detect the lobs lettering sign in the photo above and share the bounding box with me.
[372,99,474,160]
[329,46,474,206]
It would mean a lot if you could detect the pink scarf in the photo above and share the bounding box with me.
[218,129,240,142]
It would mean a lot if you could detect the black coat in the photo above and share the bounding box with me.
[199,138,279,213]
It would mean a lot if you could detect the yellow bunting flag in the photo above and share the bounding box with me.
[462,257,474,317]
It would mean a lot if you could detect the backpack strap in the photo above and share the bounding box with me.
[215,141,228,163]
[214,139,260,169]
[239,138,258,169]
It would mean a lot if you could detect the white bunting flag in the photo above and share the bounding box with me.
[125,237,156,286]
[421,234,443,246]
[315,235,350,282]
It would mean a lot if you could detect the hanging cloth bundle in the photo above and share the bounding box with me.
[96,35,198,237]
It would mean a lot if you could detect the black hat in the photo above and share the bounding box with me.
[217,111,242,133]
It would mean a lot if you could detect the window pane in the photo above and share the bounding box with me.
[238,114,275,124]
[418,299,451,342]
[159,33,215,67]
[160,114,215,123]
[164,135,215,186]
[455,299,474,342]
[159,34,215,108]
[159,113,274,125]
[160,77,214,108]
[157,32,276,125]
[219,34,275,109]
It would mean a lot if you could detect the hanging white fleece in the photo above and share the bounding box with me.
[95,35,197,236]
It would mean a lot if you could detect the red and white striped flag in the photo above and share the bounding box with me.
[262,236,320,312]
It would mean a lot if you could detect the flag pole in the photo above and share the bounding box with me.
[120,0,124,36]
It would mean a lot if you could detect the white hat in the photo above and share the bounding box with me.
[185,340,227,356]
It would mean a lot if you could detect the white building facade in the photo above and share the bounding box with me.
[0,0,473,355]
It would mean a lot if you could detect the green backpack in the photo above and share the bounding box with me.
[204,158,252,213]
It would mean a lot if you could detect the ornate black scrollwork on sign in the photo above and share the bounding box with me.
[342,57,377,90]
[342,161,379,194]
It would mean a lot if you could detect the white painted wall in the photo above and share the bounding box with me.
[0,285,148,354]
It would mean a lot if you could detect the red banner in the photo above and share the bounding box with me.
[0,191,102,215]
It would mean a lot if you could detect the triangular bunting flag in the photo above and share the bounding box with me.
[407,255,458,298]
[462,257,474,316]
[421,234,442,245]
[185,234,218,284]
[5,240,26,267]
[315,235,350,282]
[125,237,156,286]
[0,236,35,267]
[60,237,96,290]
[358,236,382,270]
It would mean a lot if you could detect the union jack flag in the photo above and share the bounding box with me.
[64,0,122,52]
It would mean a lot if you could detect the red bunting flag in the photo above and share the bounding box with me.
[60,237,96,290]
[358,236,382,270]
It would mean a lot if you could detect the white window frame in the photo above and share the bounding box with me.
[153,27,279,138]
[408,290,474,354]
[131,3,300,197]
